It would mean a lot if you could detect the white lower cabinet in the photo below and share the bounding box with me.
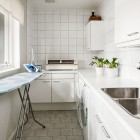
[29,80,51,103]
[52,79,74,102]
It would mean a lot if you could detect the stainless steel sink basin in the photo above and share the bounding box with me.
[102,88,139,99]
[116,99,140,118]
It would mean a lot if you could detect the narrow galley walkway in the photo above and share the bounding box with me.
[22,110,83,140]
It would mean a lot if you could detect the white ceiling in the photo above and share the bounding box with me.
[29,0,102,10]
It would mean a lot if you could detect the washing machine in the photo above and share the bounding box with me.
[76,76,90,140]
[75,76,85,128]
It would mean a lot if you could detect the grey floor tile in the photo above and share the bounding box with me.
[22,110,83,140]
[53,136,66,140]
[61,129,73,136]
[24,136,39,140]
[48,129,60,136]
[55,123,66,128]
[73,129,83,136]
[39,136,53,140]
[35,129,48,136]
[67,136,84,140]
[65,123,80,129]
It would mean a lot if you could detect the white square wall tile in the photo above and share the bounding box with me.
[69,39,76,46]
[46,23,53,31]
[54,15,61,22]
[38,54,46,61]
[69,31,76,38]
[61,31,68,39]
[61,15,68,22]
[69,15,76,22]
[61,39,68,46]
[60,54,68,59]
[77,31,84,38]
[61,9,69,15]
[61,23,68,30]
[77,16,84,22]
[53,31,61,38]
[38,15,46,22]
[46,31,53,38]
[46,39,53,45]
[69,23,76,30]
[54,39,60,45]
[46,46,53,53]
[38,23,45,30]
[69,54,76,59]
[46,15,53,22]
[53,46,60,53]
[53,23,61,30]
[77,46,84,53]
[77,54,84,61]
[69,46,76,53]
[38,39,45,45]
[38,46,46,53]
[61,46,68,53]
[38,31,46,38]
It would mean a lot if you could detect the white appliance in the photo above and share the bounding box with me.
[76,77,90,140]
[46,60,78,71]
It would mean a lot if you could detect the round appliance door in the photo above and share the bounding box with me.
[79,86,88,128]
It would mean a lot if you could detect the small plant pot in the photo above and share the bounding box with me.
[95,67,105,76]
[106,68,118,77]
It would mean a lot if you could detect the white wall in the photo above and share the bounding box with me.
[96,0,140,82]
[27,1,99,69]
[0,0,27,140]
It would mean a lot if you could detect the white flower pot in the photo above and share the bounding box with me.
[106,68,118,77]
[95,67,105,76]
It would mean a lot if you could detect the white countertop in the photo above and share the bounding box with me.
[77,69,140,139]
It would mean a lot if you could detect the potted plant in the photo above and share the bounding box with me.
[89,56,105,75]
[104,58,119,77]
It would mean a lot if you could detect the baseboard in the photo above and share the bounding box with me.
[32,103,77,111]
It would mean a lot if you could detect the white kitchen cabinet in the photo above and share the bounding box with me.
[29,80,51,103]
[52,79,74,102]
[86,21,104,51]
[115,0,140,47]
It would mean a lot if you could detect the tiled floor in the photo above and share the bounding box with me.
[22,111,83,140]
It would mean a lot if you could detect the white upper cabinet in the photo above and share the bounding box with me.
[115,0,140,47]
[86,21,104,51]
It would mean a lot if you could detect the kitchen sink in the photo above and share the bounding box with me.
[101,88,140,119]
[101,88,139,99]
[116,99,140,118]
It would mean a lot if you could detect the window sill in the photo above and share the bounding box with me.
[0,67,20,74]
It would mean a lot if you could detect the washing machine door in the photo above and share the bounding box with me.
[80,87,88,127]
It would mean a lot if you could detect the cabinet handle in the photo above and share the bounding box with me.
[95,115,102,123]
[53,81,60,83]
[128,32,139,36]
[101,126,111,138]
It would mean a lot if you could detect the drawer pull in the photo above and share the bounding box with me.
[43,81,50,83]
[128,32,139,36]
[95,115,102,123]
[101,126,110,138]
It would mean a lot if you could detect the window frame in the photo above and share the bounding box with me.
[0,6,20,71]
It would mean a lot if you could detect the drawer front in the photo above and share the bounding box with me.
[102,104,134,140]
[38,74,51,80]
[52,74,74,79]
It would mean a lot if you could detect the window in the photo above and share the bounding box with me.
[0,6,20,71]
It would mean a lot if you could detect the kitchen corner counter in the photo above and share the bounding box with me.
[42,70,77,74]
[77,69,140,139]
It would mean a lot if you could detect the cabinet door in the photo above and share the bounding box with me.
[29,80,51,103]
[91,21,104,51]
[86,22,91,51]
[52,79,74,102]
[115,0,140,44]
[89,106,102,140]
